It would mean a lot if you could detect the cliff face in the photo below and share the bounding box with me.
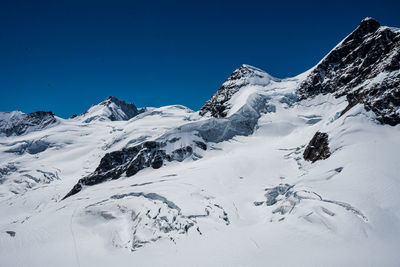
[298,18,400,125]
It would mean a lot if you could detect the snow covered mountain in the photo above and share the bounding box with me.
[1,18,400,267]
[199,64,280,117]
[76,96,142,123]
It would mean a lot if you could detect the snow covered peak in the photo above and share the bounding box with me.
[240,63,266,73]
[360,17,379,25]
[199,64,278,118]
[227,64,278,87]
[78,96,140,123]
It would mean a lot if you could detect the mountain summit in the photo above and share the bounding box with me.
[298,17,400,125]
[199,64,279,118]
[78,96,140,123]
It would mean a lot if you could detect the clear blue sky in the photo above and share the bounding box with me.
[1,0,399,118]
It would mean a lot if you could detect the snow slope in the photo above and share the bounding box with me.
[0,18,400,267]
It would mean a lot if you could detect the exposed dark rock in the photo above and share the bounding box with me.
[298,18,400,125]
[5,231,16,237]
[62,141,196,199]
[303,132,331,163]
[151,151,164,169]
[0,111,57,137]
[194,141,207,150]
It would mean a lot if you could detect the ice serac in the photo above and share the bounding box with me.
[298,17,400,125]
[79,96,140,123]
[199,64,279,118]
[0,110,57,137]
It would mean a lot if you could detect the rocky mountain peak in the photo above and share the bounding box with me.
[358,17,380,34]
[79,96,140,123]
[199,64,277,118]
[101,96,127,106]
[224,64,276,86]
[298,18,400,125]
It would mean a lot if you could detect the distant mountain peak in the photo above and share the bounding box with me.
[79,96,140,123]
[102,96,125,105]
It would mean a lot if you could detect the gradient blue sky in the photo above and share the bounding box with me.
[1,0,399,118]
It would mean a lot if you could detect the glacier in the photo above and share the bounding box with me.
[0,17,399,267]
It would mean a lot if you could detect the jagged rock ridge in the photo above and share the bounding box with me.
[62,140,205,199]
[298,18,400,125]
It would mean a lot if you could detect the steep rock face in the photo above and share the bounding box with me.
[303,132,331,163]
[0,111,57,137]
[199,64,278,118]
[298,18,400,125]
[79,96,140,122]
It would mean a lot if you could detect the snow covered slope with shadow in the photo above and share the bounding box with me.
[0,17,400,267]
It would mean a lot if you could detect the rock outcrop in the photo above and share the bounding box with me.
[62,139,206,199]
[303,132,331,163]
